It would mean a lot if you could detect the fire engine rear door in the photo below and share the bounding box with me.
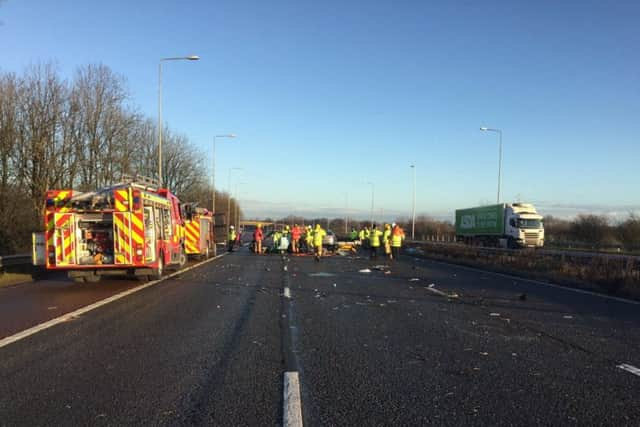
[113,212,134,265]
[53,213,76,266]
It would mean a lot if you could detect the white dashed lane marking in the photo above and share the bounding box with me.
[283,371,303,427]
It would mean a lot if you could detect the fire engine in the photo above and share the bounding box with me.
[32,176,186,283]
[183,203,216,259]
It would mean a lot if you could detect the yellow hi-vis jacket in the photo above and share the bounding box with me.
[369,229,383,247]
[313,227,326,246]
[391,227,405,247]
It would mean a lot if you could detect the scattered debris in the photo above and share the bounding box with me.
[310,272,335,277]
[428,283,435,288]
[359,269,372,273]
[563,315,574,319]
[408,278,420,282]
[489,313,501,317]
[373,265,390,271]
[480,352,489,356]
[384,270,391,275]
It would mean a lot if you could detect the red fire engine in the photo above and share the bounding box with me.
[33,176,186,283]
[183,203,216,259]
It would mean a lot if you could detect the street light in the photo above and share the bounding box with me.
[235,182,248,229]
[227,167,243,235]
[480,126,503,203]
[410,164,416,239]
[366,182,375,227]
[212,134,236,213]
[158,55,200,186]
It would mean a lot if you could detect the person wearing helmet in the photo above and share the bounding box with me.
[368,223,383,260]
[391,223,406,261]
[228,225,237,252]
[305,225,314,253]
[253,223,264,254]
[383,223,392,260]
[291,224,302,253]
[312,223,327,261]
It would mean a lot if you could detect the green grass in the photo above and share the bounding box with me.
[0,272,33,288]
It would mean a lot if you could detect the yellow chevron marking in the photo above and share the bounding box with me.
[131,231,143,245]
[130,213,143,230]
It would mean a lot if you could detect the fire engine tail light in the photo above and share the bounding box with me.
[134,243,143,261]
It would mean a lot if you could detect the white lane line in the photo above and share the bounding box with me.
[421,258,640,306]
[283,371,303,427]
[618,363,640,377]
[284,287,291,299]
[0,253,228,350]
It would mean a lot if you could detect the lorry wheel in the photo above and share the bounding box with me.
[149,256,163,281]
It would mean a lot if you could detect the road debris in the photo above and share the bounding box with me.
[489,313,501,317]
[563,315,574,319]
[359,269,372,273]
[408,278,420,282]
[480,352,489,356]
[310,272,336,277]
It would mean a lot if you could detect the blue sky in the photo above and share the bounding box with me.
[2,0,639,220]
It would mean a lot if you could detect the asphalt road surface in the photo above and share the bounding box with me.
[1,246,639,426]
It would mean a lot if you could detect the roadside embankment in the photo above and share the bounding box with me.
[404,242,640,300]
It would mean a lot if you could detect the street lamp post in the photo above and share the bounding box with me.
[410,164,416,239]
[480,127,503,203]
[158,55,200,186]
[235,182,247,230]
[227,167,243,236]
[367,182,375,227]
[212,134,236,213]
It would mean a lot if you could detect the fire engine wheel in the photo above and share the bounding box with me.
[149,257,164,281]
[84,272,101,283]
[178,248,187,268]
[202,246,210,260]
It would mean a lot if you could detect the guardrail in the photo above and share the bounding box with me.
[405,239,640,261]
[0,254,32,275]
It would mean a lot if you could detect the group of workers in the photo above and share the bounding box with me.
[352,223,405,260]
[228,222,406,261]
[249,223,327,261]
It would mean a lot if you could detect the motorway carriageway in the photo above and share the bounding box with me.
[0,247,639,425]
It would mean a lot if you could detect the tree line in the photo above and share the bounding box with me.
[0,62,240,254]
[544,214,640,252]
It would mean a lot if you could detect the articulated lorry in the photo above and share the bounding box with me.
[455,203,544,248]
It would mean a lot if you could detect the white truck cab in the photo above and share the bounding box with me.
[505,203,545,248]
